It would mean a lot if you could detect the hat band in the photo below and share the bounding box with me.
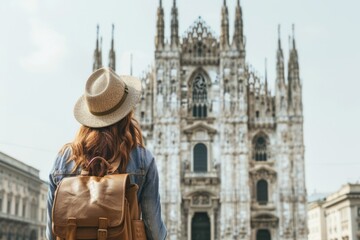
[90,85,129,116]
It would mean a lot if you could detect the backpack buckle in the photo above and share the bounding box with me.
[98,217,108,240]
[97,229,108,240]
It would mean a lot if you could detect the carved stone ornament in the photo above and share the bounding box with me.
[250,166,277,183]
[192,192,211,206]
[251,213,279,229]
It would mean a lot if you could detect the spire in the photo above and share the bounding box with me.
[111,24,114,48]
[108,24,116,71]
[275,25,288,117]
[288,24,300,88]
[96,24,100,49]
[265,58,268,95]
[289,25,298,63]
[276,25,285,87]
[130,53,133,76]
[170,0,179,48]
[287,24,302,115]
[291,24,299,71]
[220,0,229,50]
[292,24,296,50]
[232,0,244,52]
[155,0,165,49]
[278,24,281,49]
[93,24,103,71]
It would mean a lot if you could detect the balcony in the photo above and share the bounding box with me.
[248,116,276,129]
[183,171,219,185]
[251,200,276,211]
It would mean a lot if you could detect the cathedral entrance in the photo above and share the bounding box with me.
[256,229,271,240]
[191,212,210,240]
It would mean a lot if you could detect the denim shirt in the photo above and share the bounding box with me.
[46,146,167,240]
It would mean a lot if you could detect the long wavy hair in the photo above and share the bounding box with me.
[62,110,144,175]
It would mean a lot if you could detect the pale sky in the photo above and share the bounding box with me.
[0,0,359,196]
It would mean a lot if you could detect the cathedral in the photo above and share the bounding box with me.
[92,1,307,239]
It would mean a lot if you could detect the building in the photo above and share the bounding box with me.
[0,152,47,240]
[92,1,307,239]
[307,198,327,240]
[324,184,360,240]
[39,181,48,240]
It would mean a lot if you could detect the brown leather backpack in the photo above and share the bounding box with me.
[52,157,147,240]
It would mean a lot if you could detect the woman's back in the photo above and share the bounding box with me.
[46,67,167,240]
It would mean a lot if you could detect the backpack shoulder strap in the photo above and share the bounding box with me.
[80,156,121,176]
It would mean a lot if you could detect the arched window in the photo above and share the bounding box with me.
[192,74,207,118]
[191,212,210,240]
[254,136,267,161]
[257,180,268,205]
[196,42,203,56]
[224,79,230,93]
[157,79,162,94]
[7,198,11,214]
[193,143,208,172]
[256,229,271,240]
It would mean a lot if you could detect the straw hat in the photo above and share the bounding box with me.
[74,67,142,128]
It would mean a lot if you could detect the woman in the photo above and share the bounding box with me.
[46,67,167,240]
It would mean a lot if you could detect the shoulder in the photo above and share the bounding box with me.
[51,147,76,184]
[55,147,72,167]
[128,146,155,173]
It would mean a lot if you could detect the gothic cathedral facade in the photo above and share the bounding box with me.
[93,1,307,239]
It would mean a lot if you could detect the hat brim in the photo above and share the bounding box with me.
[73,75,142,128]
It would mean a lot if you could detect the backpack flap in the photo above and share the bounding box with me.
[52,174,131,239]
